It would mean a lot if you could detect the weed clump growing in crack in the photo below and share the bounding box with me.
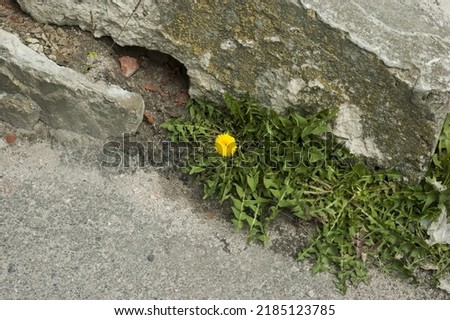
[162,94,450,294]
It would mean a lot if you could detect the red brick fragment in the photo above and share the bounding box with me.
[119,56,139,78]
[5,133,16,144]
[143,111,154,125]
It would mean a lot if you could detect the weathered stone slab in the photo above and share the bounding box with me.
[0,29,144,139]
[302,0,450,176]
[302,0,450,93]
[16,0,450,178]
[0,93,41,130]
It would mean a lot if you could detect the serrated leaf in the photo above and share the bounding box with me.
[310,124,330,135]
[292,113,308,127]
[263,177,273,189]
[87,50,98,59]
[269,188,282,200]
[189,104,196,120]
[220,182,232,203]
[258,234,270,245]
[234,184,245,198]
[230,196,242,210]
[232,218,244,230]
[224,93,243,119]
[231,207,242,220]
[189,166,205,174]
[246,174,258,193]
[308,147,324,163]
[278,200,292,208]
[160,122,175,131]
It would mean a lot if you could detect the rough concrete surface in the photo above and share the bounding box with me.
[1,123,448,300]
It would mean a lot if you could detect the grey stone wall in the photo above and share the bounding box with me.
[13,0,450,178]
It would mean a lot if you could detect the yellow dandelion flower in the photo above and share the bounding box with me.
[215,133,237,157]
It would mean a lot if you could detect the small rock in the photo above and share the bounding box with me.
[50,43,60,53]
[5,133,17,144]
[7,263,17,273]
[143,111,154,125]
[56,27,66,36]
[204,212,214,220]
[27,43,39,51]
[27,43,43,53]
[30,27,42,34]
[48,33,57,42]
[25,37,39,44]
[72,40,81,48]
[57,37,68,46]
[119,56,139,78]
[2,186,12,194]
[306,290,315,298]
[3,26,13,33]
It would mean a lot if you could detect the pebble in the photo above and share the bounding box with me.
[5,133,17,144]
[119,56,140,78]
[50,43,60,53]
[58,38,69,47]
[25,37,39,44]
[41,32,48,41]
[27,43,44,53]
[306,290,315,298]
[30,27,42,34]
[56,27,66,36]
